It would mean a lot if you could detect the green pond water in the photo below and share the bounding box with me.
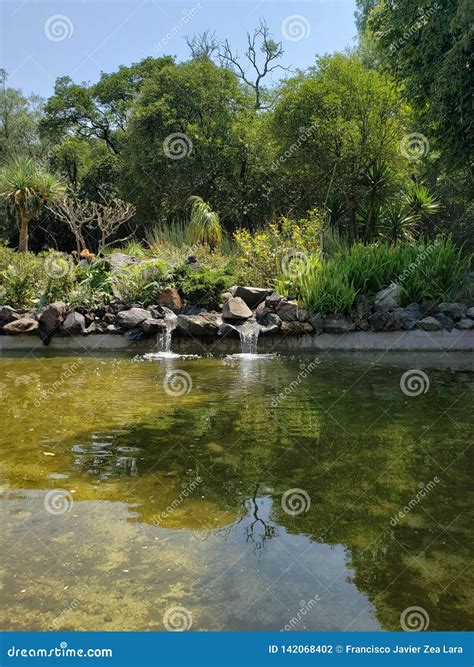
[0,350,472,632]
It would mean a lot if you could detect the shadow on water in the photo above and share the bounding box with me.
[0,352,472,631]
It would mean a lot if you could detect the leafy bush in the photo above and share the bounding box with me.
[175,265,237,307]
[112,259,168,306]
[234,209,324,286]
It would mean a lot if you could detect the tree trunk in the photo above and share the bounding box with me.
[17,210,29,253]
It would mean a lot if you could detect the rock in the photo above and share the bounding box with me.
[391,303,423,330]
[103,312,116,325]
[3,317,38,335]
[275,299,308,322]
[124,327,146,341]
[141,318,166,336]
[106,324,123,335]
[307,313,323,335]
[0,306,20,325]
[368,310,402,332]
[438,302,466,321]
[281,321,313,335]
[222,297,252,320]
[420,300,439,316]
[39,301,68,345]
[455,318,474,330]
[265,292,286,309]
[417,316,442,331]
[233,286,274,309]
[255,301,272,320]
[156,287,182,312]
[220,291,233,304]
[466,306,474,319]
[186,254,198,265]
[177,313,222,336]
[374,283,401,309]
[258,313,282,335]
[323,316,356,334]
[433,313,454,331]
[116,307,150,330]
[61,311,86,336]
[352,295,373,330]
[107,253,137,273]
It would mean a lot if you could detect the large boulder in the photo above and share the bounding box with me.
[222,297,252,320]
[466,307,474,320]
[417,316,442,331]
[455,318,474,330]
[265,292,286,309]
[323,315,356,334]
[368,310,402,332]
[177,313,222,336]
[39,301,68,345]
[3,317,39,335]
[281,321,313,335]
[437,302,466,321]
[156,287,182,312]
[275,299,308,322]
[307,313,323,335]
[433,313,454,331]
[258,313,282,335]
[141,318,167,336]
[116,307,150,330]
[352,295,373,330]
[0,306,20,326]
[374,283,401,309]
[61,311,86,336]
[391,303,423,330]
[233,286,274,309]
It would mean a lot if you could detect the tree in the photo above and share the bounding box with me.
[272,54,411,240]
[368,0,473,177]
[0,157,64,251]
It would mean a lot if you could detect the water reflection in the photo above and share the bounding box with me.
[0,352,472,631]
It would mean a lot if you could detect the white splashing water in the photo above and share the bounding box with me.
[157,309,177,353]
[228,319,261,355]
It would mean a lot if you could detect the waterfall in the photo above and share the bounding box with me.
[228,319,261,355]
[157,308,177,353]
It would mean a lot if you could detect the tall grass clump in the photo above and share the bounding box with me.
[294,237,471,314]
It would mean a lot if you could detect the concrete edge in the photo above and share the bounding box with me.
[0,329,473,355]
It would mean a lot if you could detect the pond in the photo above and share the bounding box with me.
[0,350,472,632]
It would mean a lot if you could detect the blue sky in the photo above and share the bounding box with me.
[1,0,357,99]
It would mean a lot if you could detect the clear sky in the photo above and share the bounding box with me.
[1,0,357,99]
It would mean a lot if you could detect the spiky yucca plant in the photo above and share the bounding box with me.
[0,157,65,251]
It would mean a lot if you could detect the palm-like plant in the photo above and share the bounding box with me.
[187,196,222,248]
[0,157,65,251]
[403,184,441,236]
[379,201,416,245]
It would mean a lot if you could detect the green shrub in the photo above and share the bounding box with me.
[112,259,168,306]
[175,265,237,307]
